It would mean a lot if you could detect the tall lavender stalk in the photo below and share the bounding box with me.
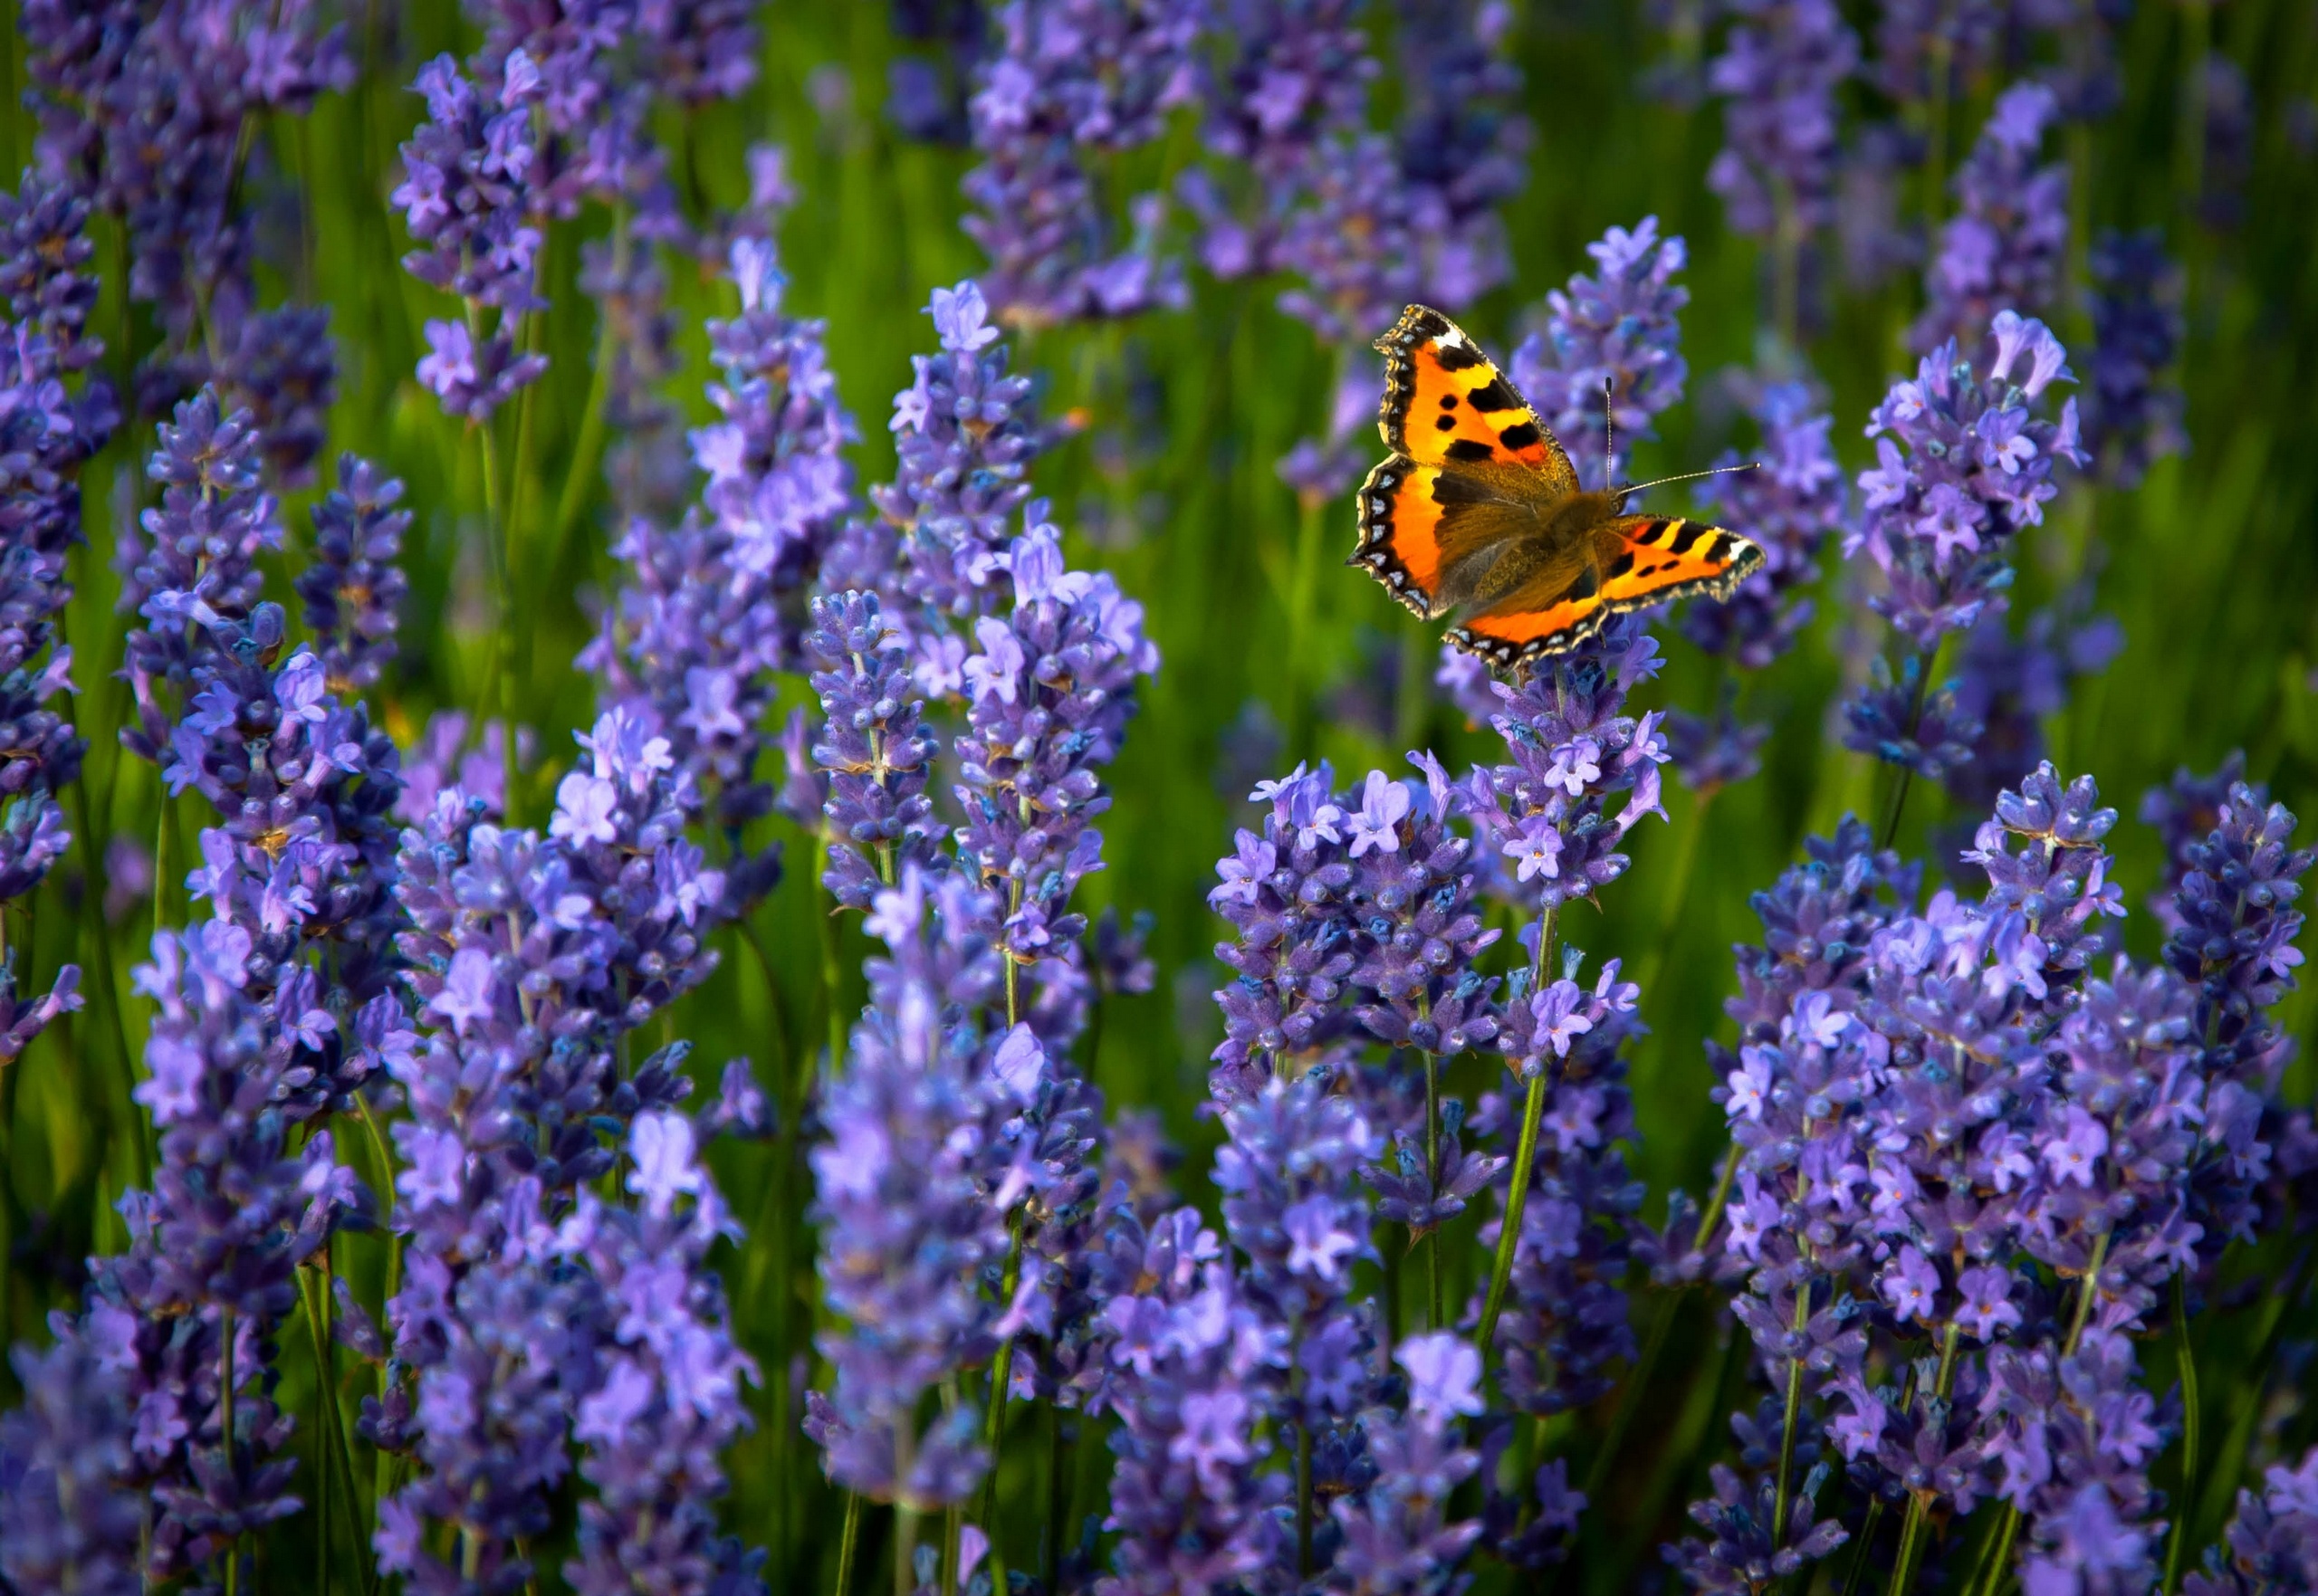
[0,172,116,1066]
[1842,311,2084,839]
[805,280,1158,1588]
[962,0,1201,326]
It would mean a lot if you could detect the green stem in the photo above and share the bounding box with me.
[1479,907,1559,1367]
[815,836,848,1070]
[976,1213,1026,1593]
[1480,1069,1547,1362]
[1771,1277,1810,1546]
[1978,1237,2112,1596]
[1423,1049,1442,1331]
[1585,1285,1679,1499]
[1839,1499,1888,1596]
[1284,494,1326,754]
[836,1492,862,1596]
[2162,1274,2199,1596]
[1885,1322,1962,1596]
[1975,1510,2024,1596]
[1695,1144,1742,1253]
[1637,788,1712,1002]
[1772,183,1803,351]
[302,1254,375,1596]
[1046,1403,1069,1596]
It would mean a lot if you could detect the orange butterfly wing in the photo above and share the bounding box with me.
[1352,305,1577,619]
[1372,305,1575,483]
[1450,515,1765,670]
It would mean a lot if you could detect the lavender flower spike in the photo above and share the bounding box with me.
[1913,82,2071,355]
[807,866,1011,1512]
[1843,311,2085,779]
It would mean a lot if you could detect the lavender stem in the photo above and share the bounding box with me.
[1884,1321,1963,1595]
[1477,905,1559,1364]
[2161,1272,2198,1595]
[836,1491,862,1596]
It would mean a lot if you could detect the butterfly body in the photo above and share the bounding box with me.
[1351,303,1764,670]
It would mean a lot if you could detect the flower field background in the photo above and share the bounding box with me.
[0,2,2315,1594]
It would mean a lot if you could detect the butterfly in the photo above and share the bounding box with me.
[1349,303,1764,671]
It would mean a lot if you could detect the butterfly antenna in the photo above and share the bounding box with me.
[1621,462,1762,496]
[1601,378,1614,477]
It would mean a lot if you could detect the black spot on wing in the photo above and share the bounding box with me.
[1668,521,1706,555]
[1435,416,1456,432]
[1700,533,1729,565]
[1439,394,1458,409]
[1443,438,1495,464]
[1429,469,1496,504]
[1498,420,1542,452]
[1567,565,1599,600]
[1604,550,1635,581]
[1433,340,1484,372]
[1466,376,1519,412]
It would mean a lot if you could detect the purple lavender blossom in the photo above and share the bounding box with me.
[1326,1333,1486,1589]
[1390,0,1531,309]
[0,1321,144,1595]
[120,394,406,1007]
[953,521,1161,1044]
[561,1113,763,1596]
[394,53,551,420]
[832,281,1053,634]
[2156,778,2310,1239]
[806,592,944,913]
[587,238,858,915]
[1212,1075,1380,1439]
[1671,379,1849,792]
[1913,83,2072,356]
[1207,761,1365,1103]
[1485,955,1645,1419]
[20,0,349,343]
[808,868,1011,1509]
[2083,229,2188,488]
[1180,0,1375,284]
[18,921,359,1586]
[962,0,1201,326]
[0,169,115,1049]
[1682,767,2219,1591]
[1704,0,1859,245]
[1458,617,1674,916]
[2186,1448,2318,1595]
[1508,217,1690,492]
[1843,311,2084,778]
[374,708,736,1587]
[0,172,107,369]
[1942,602,2120,816]
[1869,0,2009,107]
[293,454,411,696]
[1089,1205,1288,1593]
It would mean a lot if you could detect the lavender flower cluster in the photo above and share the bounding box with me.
[0,172,114,1055]
[1844,311,2085,779]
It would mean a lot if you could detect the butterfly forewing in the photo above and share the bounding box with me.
[1371,305,1576,488]
[1354,304,1579,620]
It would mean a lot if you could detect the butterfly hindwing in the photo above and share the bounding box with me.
[1373,304,1578,493]
[1446,515,1764,670]
[1594,514,1764,607]
[1352,457,1452,619]
[1448,589,1612,667]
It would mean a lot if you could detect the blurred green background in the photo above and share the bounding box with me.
[0,0,2314,1589]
